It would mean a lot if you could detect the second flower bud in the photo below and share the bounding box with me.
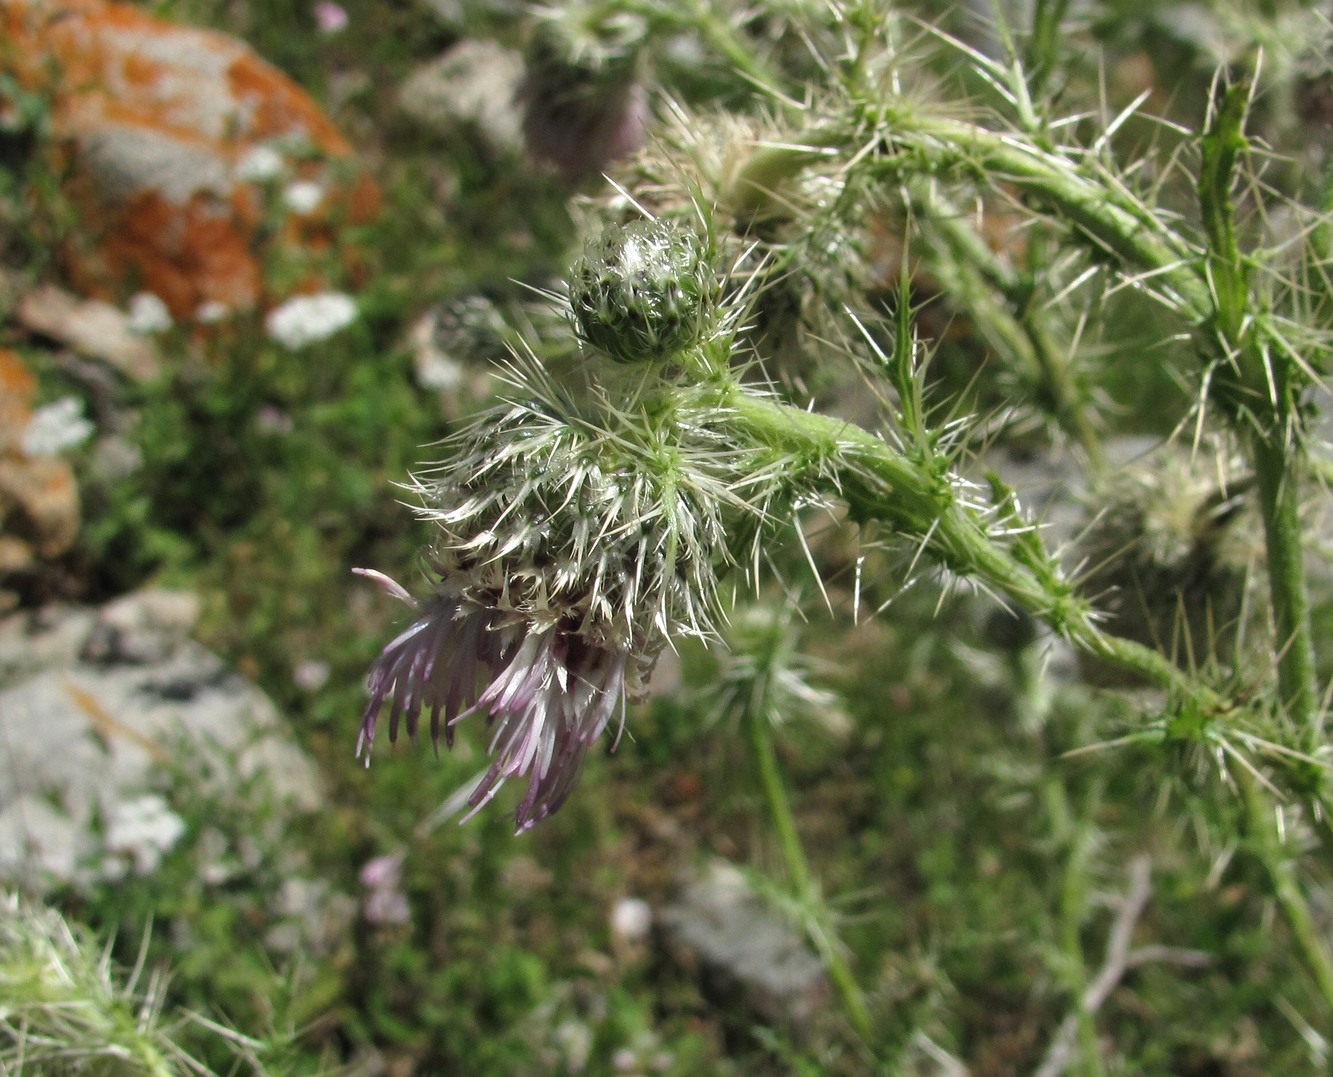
[569,219,716,365]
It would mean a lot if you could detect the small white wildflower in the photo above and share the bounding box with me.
[283,180,325,214]
[125,292,172,335]
[104,794,186,875]
[265,292,359,349]
[554,1019,593,1073]
[359,853,410,925]
[236,143,285,182]
[609,897,652,945]
[293,659,331,691]
[416,352,464,391]
[195,299,231,324]
[22,397,94,457]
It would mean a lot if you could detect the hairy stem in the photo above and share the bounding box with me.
[722,388,1218,704]
[1237,768,1333,1011]
[906,178,1104,466]
[1253,436,1318,732]
[742,702,874,1042]
[841,95,1318,730]
[1197,82,1318,734]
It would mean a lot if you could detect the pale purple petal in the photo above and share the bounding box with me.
[359,578,631,828]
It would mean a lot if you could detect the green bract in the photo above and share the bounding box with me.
[569,219,714,364]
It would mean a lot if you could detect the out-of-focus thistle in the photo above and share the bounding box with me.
[1073,447,1256,685]
[358,221,784,831]
[518,3,649,181]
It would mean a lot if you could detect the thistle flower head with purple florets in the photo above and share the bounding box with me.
[356,256,789,829]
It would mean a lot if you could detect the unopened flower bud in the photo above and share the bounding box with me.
[569,220,714,364]
[520,7,648,180]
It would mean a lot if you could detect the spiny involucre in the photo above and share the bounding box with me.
[568,219,717,365]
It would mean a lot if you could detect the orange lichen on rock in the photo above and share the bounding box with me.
[0,0,379,319]
[0,349,80,608]
[0,348,38,455]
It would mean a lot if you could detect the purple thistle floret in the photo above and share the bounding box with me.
[356,571,629,832]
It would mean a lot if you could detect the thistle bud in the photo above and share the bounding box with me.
[519,6,648,181]
[569,220,715,364]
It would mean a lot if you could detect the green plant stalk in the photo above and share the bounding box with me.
[838,113,1215,320]
[742,702,874,1043]
[906,179,1104,467]
[1195,83,1318,735]
[1026,0,1073,102]
[721,388,1217,704]
[1055,800,1105,1077]
[630,0,787,95]
[1252,435,1318,732]
[862,100,1318,730]
[1237,766,1333,1011]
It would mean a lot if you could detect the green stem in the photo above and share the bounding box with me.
[1238,768,1333,1011]
[633,0,787,96]
[1056,803,1105,1077]
[1252,433,1319,734]
[800,101,1319,728]
[723,389,1219,705]
[742,703,874,1043]
[1196,83,1318,735]
[848,112,1214,321]
[907,179,1105,468]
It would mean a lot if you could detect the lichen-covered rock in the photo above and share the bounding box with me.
[0,0,379,319]
[0,590,324,892]
[0,349,79,611]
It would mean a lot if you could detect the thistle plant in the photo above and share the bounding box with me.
[0,894,204,1075]
[357,0,1333,1056]
[518,2,650,180]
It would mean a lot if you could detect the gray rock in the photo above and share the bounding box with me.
[80,588,202,665]
[16,284,162,382]
[78,123,232,206]
[0,591,322,893]
[396,40,525,157]
[658,859,831,1031]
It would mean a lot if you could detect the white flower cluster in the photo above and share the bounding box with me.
[264,292,359,349]
[126,291,173,335]
[102,794,186,877]
[283,180,325,214]
[22,397,95,457]
[235,143,285,183]
[196,300,230,324]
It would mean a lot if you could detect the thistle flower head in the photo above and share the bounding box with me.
[568,219,716,365]
[357,581,633,830]
[357,351,782,830]
[519,2,649,179]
